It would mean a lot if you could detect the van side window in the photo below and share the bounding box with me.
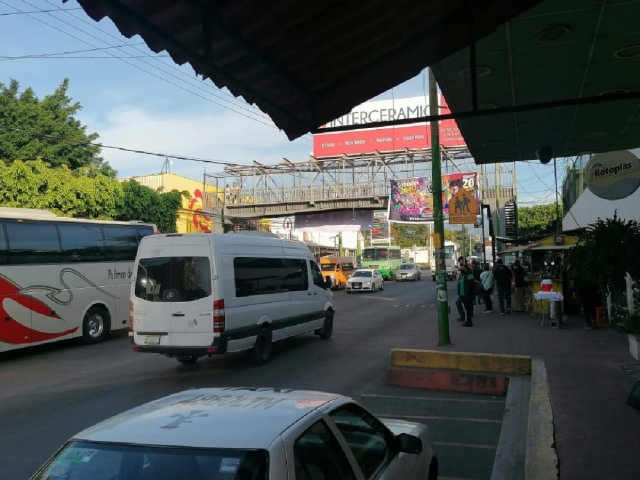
[283,258,309,292]
[234,257,289,297]
[310,261,325,288]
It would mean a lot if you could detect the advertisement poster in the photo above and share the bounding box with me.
[388,172,480,223]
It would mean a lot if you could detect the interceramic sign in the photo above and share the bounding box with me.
[585,150,640,200]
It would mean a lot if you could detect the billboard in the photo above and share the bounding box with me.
[313,95,466,158]
[388,172,480,223]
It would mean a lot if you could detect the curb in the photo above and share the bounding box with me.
[390,349,532,375]
[525,359,559,480]
[388,366,509,395]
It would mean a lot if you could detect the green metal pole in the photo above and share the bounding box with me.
[429,68,451,346]
[338,232,344,257]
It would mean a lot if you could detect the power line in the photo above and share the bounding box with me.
[1,54,171,60]
[8,0,294,134]
[0,43,146,60]
[39,0,314,142]
[0,7,81,16]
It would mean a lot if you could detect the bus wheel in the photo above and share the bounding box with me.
[250,325,272,366]
[82,306,109,345]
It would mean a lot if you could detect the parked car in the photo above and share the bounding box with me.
[346,268,384,292]
[397,263,421,282]
[30,388,439,480]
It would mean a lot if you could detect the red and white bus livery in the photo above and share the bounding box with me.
[0,208,157,353]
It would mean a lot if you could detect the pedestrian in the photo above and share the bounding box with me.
[472,260,483,305]
[456,263,475,327]
[511,259,526,312]
[494,258,512,315]
[480,263,495,313]
[575,278,600,329]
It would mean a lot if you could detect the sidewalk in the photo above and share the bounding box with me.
[402,305,640,480]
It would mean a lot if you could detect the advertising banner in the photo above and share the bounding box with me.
[295,210,374,232]
[313,95,466,158]
[388,172,480,223]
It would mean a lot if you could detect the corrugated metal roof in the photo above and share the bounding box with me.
[73,0,543,140]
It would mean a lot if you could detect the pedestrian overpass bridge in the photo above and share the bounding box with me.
[202,148,516,220]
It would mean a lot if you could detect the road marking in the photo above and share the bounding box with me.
[435,441,497,450]
[374,413,502,424]
[361,393,505,404]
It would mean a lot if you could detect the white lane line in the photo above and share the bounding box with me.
[361,393,506,404]
[435,441,497,450]
[374,413,502,424]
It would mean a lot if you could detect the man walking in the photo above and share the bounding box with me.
[456,263,475,327]
[511,259,526,312]
[494,259,512,315]
[480,263,495,313]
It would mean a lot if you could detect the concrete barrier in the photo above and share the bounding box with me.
[390,349,532,375]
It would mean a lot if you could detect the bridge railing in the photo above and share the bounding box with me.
[204,181,392,207]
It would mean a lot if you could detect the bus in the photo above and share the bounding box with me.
[0,208,157,353]
[361,246,402,279]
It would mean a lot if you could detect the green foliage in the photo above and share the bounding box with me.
[0,78,113,175]
[392,224,429,248]
[566,213,640,295]
[116,180,188,233]
[0,159,121,219]
[517,203,560,238]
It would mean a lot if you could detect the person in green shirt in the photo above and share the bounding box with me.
[456,263,476,327]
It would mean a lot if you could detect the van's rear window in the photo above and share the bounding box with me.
[135,257,211,302]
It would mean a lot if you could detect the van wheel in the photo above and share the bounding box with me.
[176,355,199,365]
[318,310,334,340]
[82,306,109,345]
[251,326,272,365]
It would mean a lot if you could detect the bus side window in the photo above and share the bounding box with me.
[58,223,105,262]
[6,221,62,264]
[104,226,139,261]
[0,222,6,265]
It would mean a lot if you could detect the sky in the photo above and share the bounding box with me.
[0,0,562,206]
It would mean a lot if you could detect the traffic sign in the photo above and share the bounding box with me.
[283,217,293,230]
[449,189,478,225]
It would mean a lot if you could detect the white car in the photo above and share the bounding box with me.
[346,268,384,292]
[30,388,439,480]
[397,263,421,282]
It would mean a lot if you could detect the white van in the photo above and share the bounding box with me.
[129,231,334,365]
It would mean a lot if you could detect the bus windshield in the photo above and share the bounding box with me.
[443,245,455,258]
[363,248,388,260]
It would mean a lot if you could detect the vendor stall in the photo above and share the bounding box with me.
[502,234,578,314]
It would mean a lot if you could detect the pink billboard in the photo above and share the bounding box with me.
[313,95,466,158]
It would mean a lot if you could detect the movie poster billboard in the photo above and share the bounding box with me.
[388,172,480,223]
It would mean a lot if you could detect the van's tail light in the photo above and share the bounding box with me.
[213,299,225,333]
[128,301,134,332]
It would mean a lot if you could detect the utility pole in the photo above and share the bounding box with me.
[429,68,451,346]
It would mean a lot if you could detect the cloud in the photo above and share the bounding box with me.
[84,106,312,179]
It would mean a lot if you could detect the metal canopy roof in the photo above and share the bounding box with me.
[72,0,542,141]
[433,0,640,164]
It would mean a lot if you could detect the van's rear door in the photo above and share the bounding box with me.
[169,236,214,346]
[132,235,213,347]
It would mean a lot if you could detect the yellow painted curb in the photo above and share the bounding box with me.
[390,349,532,375]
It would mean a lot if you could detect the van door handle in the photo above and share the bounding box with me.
[172,313,185,317]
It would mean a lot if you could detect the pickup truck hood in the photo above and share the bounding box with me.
[380,418,420,436]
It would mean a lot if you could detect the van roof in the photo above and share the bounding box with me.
[74,388,343,449]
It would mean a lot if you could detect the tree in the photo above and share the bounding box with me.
[0,78,114,175]
[392,224,429,248]
[566,213,640,295]
[116,180,188,233]
[0,159,121,219]
[517,203,560,238]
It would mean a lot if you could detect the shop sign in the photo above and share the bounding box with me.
[585,150,640,200]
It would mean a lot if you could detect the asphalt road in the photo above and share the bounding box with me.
[0,275,502,480]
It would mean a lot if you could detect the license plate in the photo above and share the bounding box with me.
[144,335,160,345]
[353,284,361,289]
